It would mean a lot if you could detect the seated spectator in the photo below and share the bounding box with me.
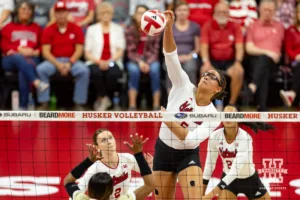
[105,0,129,26]
[228,0,258,33]
[246,0,284,111]
[1,1,48,110]
[280,3,300,107]
[85,2,125,111]
[275,0,295,29]
[0,0,14,29]
[126,5,161,111]
[166,1,200,92]
[201,2,244,106]
[49,0,95,29]
[186,0,219,27]
[129,0,172,16]
[37,1,89,111]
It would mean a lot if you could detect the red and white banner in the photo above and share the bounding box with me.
[0,111,300,122]
[0,120,299,199]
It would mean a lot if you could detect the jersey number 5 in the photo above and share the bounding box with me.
[226,160,233,169]
[114,188,121,198]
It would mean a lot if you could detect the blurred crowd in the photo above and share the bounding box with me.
[0,0,300,111]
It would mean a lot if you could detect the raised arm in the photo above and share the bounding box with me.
[163,11,190,88]
[124,134,155,200]
[64,144,103,198]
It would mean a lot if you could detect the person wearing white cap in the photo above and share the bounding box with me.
[64,133,155,200]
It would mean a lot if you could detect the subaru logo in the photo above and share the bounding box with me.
[174,113,187,119]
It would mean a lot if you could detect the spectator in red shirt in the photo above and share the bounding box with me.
[280,3,300,107]
[85,2,125,111]
[125,5,161,111]
[201,2,244,106]
[1,1,48,110]
[49,0,95,29]
[246,0,284,111]
[37,1,89,111]
[186,0,219,27]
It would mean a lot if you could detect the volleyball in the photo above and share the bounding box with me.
[141,10,166,36]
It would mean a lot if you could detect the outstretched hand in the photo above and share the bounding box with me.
[86,144,104,162]
[124,133,149,154]
[163,10,175,28]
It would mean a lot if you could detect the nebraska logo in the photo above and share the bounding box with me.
[112,172,128,186]
[258,158,288,183]
[179,99,193,112]
[123,164,128,168]
[219,148,237,158]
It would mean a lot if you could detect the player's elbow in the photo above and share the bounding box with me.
[63,174,74,186]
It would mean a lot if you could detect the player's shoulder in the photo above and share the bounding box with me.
[211,127,224,139]
[73,190,89,200]
[87,160,109,172]
[207,102,218,112]
[118,191,136,200]
[238,128,252,140]
[119,153,135,162]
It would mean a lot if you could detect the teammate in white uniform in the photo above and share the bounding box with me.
[64,133,155,200]
[76,129,143,199]
[153,10,228,200]
[202,105,272,200]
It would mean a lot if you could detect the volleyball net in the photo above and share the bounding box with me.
[0,111,299,200]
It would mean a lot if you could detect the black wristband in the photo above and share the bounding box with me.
[217,180,228,190]
[65,182,80,198]
[203,179,209,185]
[71,157,93,179]
[134,152,152,176]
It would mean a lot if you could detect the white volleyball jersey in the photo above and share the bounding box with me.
[78,153,140,200]
[203,128,256,186]
[73,190,136,200]
[159,49,220,149]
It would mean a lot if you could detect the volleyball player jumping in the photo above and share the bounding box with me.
[153,10,227,199]
[64,133,155,200]
[202,105,273,200]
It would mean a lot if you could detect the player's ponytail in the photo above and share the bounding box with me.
[240,122,275,133]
